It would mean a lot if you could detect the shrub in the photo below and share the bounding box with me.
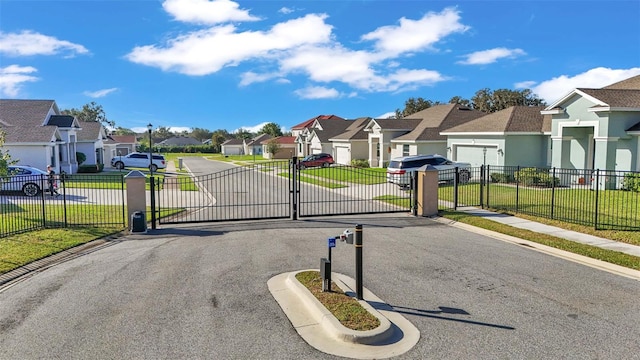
[76,152,87,165]
[350,159,370,168]
[490,172,513,183]
[77,164,104,173]
[514,167,559,187]
[622,173,640,192]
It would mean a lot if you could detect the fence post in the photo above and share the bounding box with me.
[480,165,484,209]
[594,169,600,230]
[551,167,556,220]
[149,176,156,230]
[486,165,490,208]
[290,156,298,220]
[453,167,459,210]
[411,172,418,216]
[516,165,520,213]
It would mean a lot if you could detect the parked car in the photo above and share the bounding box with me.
[1,165,49,197]
[299,153,334,169]
[387,154,471,188]
[111,152,166,171]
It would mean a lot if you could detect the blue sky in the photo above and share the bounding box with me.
[1,0,639,134]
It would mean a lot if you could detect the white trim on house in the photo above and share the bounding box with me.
[541,108,566,115]
[544,89,607,111]
[440,131,543,136]
[557,120,600,138]
[588,106,640,112]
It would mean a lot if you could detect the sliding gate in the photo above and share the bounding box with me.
[156,159,412,225]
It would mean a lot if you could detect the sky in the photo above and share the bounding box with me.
[1,0,639,134]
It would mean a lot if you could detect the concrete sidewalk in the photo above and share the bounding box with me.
[452,206,640,257]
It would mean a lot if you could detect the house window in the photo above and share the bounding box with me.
[376,143,380,157]
[402,144,409,156]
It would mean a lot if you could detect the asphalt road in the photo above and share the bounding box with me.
[1,214,638,359]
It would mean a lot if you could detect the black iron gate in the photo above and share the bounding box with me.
[156,159,412,225]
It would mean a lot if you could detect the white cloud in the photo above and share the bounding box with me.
[458,47,526,65]
[84,88,118,98]
[126,14,332,76]
[234,122,269,133]
[0,31,88,57]
[162,0,260,25]
[279,7,295,15]
[239,71,280,86]
[377,111,396,119]
[524,67,640,102]
[294,86,340,99]
[514,80,536,89]
[361,7,469,55]
[0,64,39,97]
[127,5,468,97]
[169,126,191,133]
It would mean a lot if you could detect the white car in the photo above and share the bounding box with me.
[1,165,49,197]
[111,152,166,171]
[387,154,471,188]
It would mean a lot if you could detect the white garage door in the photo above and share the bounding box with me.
[335,146,350,165]
[455,145,498,167]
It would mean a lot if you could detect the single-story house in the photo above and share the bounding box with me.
[221,138,245,155]
[329,117,371,165]
[362,104,486,167]
[76,120,109,167]
[245,134,271,155]
[440,105,550,167]
[262,136,296,159]
[0,99,76,173]
[543,75,640,177]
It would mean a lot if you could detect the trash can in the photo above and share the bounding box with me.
[131,211,146,233]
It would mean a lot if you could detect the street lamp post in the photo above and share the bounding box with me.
[147,123,156,230]
[147,123,153,176]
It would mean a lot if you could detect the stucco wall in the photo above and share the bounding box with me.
[504,135,547,167]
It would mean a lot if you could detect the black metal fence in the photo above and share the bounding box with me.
[0,173,127,238]
[438,165,640,230]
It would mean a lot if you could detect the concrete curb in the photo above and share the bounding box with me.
[268,271,420,359]
[434,216,640,281]
[285,270,393,344]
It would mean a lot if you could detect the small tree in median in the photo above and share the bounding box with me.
[266,138,281,158]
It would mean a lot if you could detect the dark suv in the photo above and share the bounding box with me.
[299,153,334,169]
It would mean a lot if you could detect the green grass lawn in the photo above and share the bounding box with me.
[301,166,387,185]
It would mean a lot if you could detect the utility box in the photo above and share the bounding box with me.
[320,258,331,292]
[131,211,147,233]
[178,157,183,170]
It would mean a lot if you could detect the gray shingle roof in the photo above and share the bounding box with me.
[0,99,58,143]
[442,106,547,133]
[77,121,104,141]
[247,133,271,146]
[393,104,486,141]
[311,119,352,142]
[578,88,640,108]
[603,75,640,90]
[330,117,370,141]
[222,138,244,146]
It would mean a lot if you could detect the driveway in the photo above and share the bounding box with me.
[0,215,638,359]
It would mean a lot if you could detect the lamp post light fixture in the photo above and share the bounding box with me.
[147,123,153,176]
[483,146,487,167]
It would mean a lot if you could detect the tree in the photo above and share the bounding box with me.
[111,127,135,135]
[0,129,15,177]
[394,97,442,118]
[471,88,545,113]
[448,96,471,107]
[265,138,281,157]
[190,127,212,143]
[234,129,253,140]
[258,122,283,137]
[211,129,230,153]
[62,101,114,128]
[153,126,174,142]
